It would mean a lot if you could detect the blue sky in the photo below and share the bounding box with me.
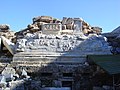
[0,0,119,33]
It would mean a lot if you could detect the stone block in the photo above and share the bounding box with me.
[42,24,61,35]
[33,16,53,23]
[40,16,53,21]
[1,36,14,55]
[0,24,9,30]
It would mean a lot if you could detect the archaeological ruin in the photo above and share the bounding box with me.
[0,16,120,90]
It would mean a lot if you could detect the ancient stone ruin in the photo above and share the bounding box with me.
[0,16,112,90]
[16,16,102,38]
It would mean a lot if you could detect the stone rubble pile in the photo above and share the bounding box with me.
[0,25,15,64]
[14,16,108,55]
[16,16,102,39]
[0,64,34,90]
[0,24,9,30]
[0,16,113,90]
[0,24,15,42]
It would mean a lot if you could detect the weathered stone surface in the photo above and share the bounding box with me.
[40,16,53,21]
[1,64,16,76]
[15,33,111,54]
[13,32,111,89]
[10,80,25,90]
[16,16,102,39]
[79,35,111,52]
[1,36,15,55]
[0,24,15,42]
[12,30,111,90]
[42,24,62,35]
[0,75,6,84]
[0,24,9,30]
[0,16,113,90]
[33,16,53,23]
[92,27,102,34]
[42,24,61,31]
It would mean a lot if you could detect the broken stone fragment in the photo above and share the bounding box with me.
[33,16,53,23]
[91,27,102,34]
[1,36,15,55]
[0,24,9,30]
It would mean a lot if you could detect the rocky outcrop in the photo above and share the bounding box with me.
[0,36,15,55]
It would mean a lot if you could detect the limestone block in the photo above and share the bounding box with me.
[2,64,16,75]
[62,17,67,25]
[1,36,15,55]
[16,39,27,52]
[40,16,53,22]
[74,19,82,30]
[33,16,53,23]
[73,24,83,35]
[42,24,61,31]
[92,27,102,34]
[0,24,9,30]
[66,18,74,25]
[42,24,62,35]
